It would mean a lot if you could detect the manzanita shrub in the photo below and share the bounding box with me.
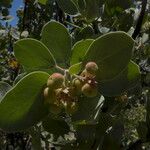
[0,21,141,149]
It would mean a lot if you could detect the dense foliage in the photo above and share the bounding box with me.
[0,0,150,149]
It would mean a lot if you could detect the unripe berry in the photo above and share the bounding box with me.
[81,83,97,97]
[47,73,64,89]
[72,78,83,92]
[43,87,56,104]
[85,62,98,75]
[43,87,49,99]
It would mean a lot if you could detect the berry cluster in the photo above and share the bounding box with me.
[43,62,99,114]
[80,62,98,97]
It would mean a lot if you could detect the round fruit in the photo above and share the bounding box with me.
[43,87,49,99]
[73,78,83,91]
[85,62,98,75]
[43,87,56,104]
[81,83,97,97]
[47,79,54,88]
[47,73,64,89]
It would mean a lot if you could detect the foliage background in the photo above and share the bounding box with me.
[0,0,150,149]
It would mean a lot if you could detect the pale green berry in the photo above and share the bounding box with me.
[85,62,98,75]
[82,83,97,97]
[47,73,64,89]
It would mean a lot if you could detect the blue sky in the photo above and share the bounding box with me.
[10,0,24,26]
[1,0,24,26]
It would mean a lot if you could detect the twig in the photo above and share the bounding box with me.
[55,65,66,73]
[64,21,81,29]
[132,0,147,39]
[55,1,65,24]
[22,0,28,31]
[92,20,99,34]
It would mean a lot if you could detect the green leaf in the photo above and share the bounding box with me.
[99,61,141,96]
[97,113,115,134]
[41,21,72,67]
[85,0,99,21]
[87,113,116,149]
[38,0,47,5]
[42,115,70,136]
[105,0,132,16]
[110,121,124,144]
[69,62,82,75]
[75,123,97,149]
[78,0,86,13]
[117,12,133,32]
[14,38,56,72]
[72,95,103,122]
[0,82,11,102]
[13,73,27,85]
[84,31,134,81]
[0,71,49,132]
[70,39,94,65]
[75,26,95,41]
[101,97,125,115]
[56,0,78,15]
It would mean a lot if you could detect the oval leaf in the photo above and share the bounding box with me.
[75,123,97,149]
[78,0,86,13]
[84,31,134,81]
[56,0,78,15]
[71,39,94,65]
[0,71,49,132]
[72,94,103,122]
[105,0,131,16]
[75,26,95,41]
[41,21,72,66]
[14,38,56,72]
[42,116,70,136]
[99,61,141,96]
[69,62,82,75]
[13,73,27,85]
[85,0,99,21]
